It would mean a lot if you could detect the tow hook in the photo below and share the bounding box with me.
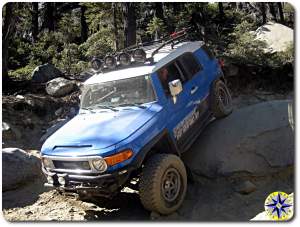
[45,172,56,185]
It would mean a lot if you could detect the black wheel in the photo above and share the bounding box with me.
[139,153,187,215]
[211,80,233,118]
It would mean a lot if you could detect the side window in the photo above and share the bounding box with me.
[158,62,185,95]
[178,53,203,80]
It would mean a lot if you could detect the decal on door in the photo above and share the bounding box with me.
[173,107,200,141]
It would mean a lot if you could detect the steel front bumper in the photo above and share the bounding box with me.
[42,167,131,197]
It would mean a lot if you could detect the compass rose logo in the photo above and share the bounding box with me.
[264,191,293,221]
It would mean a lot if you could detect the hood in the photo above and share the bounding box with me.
[42,105,159,156]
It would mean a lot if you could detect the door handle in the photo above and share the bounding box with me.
[190,86,198,95]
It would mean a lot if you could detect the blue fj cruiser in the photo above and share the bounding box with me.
[41,32,233,215]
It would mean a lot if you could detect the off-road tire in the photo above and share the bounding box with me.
[139,153,187,215]
[211,80,233,118]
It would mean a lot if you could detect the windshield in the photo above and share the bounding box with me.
[80,75,156,109]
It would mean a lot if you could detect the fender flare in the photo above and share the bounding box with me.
[130,129,180,169]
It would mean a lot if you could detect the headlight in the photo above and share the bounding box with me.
[91,158,107,172]
[42,157,54,169]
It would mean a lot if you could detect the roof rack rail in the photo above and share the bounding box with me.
[106,26,191,58]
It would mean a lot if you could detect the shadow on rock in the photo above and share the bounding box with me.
[84,191,149,220]
[2,178,49,210]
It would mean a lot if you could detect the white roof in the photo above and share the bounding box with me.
[85,41,203,85]
[85,65,155,85]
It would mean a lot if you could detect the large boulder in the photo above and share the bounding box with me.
[31,63,63,83]
[183,100,294,178]
[2,148,42,191]
[2,122,22,141]
[254,22,293,53]
[46,77,75,97]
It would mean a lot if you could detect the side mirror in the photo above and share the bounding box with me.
[168,79,182,104]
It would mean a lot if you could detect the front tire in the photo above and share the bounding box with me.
[211,80,233,118]
[139,154,187,215]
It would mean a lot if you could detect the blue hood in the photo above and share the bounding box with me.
[42,105,159,155]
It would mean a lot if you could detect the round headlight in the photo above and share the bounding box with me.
[42,158,54,169]
[91,158,107,172]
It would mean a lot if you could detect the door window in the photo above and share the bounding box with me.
[178,53,202,80]
[158,62,186,95]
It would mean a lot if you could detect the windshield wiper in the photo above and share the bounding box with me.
[117,103,147,109]
[81,107,96,113]
[92,104,119,112]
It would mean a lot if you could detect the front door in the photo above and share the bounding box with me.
[157,59,201,151]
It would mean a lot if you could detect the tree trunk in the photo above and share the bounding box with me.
[229,2,236,8]
[277,2,285,24]
[154,2,164,20]
[268,3,277,22]
[218,3,224,17]
[172,2,182,14]
[2,3,15,85]
[112,3,119,50]
[260,3,267,24]
[80,5,88,43]
[123,3,136,47]
[155,3,171,33]
[31,2,39,42]
[43,2,55,31]
[238,3,244,10]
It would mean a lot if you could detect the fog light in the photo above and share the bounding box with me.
[58,176,66,185]
[91,158,107,172]
[118,52,131,66]
[104,55,117,69]
[91,57,103,71]
[47,176,54,184]
[132,48,146,63]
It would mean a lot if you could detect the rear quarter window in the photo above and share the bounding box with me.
[178,52,202,80]
[201,46,215,60]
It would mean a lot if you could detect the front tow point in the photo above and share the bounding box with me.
[58,176,66,186]
[47,175,54,184]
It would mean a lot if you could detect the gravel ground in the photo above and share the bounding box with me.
[2,167,293,221]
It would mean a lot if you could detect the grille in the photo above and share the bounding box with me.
[52,160,91,170]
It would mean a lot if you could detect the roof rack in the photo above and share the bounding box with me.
[111,26,191,59]
[150,29,190,61]
[90,27,192,72]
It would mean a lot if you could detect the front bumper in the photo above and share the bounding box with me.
[42,167,131,197]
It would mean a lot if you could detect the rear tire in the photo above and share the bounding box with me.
[139,153,187,215]
[211,80,233,118]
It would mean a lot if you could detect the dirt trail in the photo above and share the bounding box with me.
[2,167,293,221]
